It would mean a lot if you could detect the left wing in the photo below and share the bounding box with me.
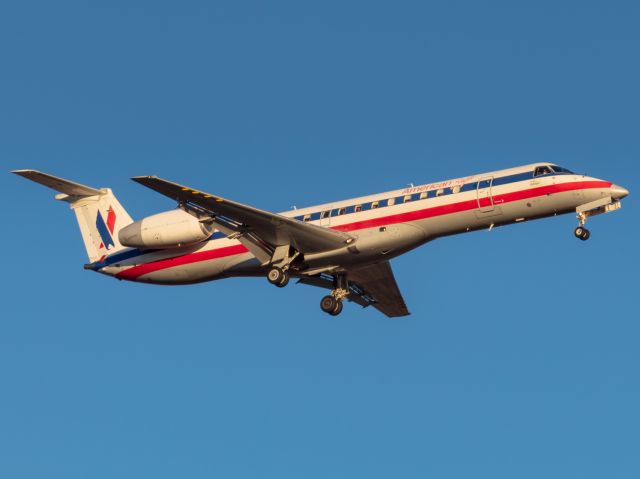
[131,176,354,261]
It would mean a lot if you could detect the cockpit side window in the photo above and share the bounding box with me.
[534,165,553,177]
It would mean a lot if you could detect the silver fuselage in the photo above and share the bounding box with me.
[95,164,621,284]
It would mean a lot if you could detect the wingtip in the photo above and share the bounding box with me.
[131,175,157,182]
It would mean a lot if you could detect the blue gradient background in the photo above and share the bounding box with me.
[1,1,638,478]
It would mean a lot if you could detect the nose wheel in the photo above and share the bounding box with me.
[574,226,590,241]
[574,212,591,241]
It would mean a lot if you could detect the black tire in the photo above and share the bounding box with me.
[276,271,290,288]
[329,300,343,316]
[580,228,591,241]
[267,267,284,285]
[320,295,338,314]
[574,227,585,239]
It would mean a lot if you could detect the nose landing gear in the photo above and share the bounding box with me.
[573,196,626,242]
[574,212,590,241]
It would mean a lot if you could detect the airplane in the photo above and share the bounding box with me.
[12,163,629,317]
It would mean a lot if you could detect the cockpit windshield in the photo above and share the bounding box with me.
[550,165,575,174]
[534,165,553,177]
[534,165,575,177]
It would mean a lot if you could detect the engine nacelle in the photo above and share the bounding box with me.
[119,209,214,249]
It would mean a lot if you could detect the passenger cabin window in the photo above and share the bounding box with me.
[403,195,411,203]
[354,205,362,212]
[321,210,330,219]
[451,185,461,194]
[436,188,444,197]
[303,215,311,222]
[419,192,427,200]
[534,166,553,177]
[371,201,379,209]
[338,207,346,215]
[387,198,395,206]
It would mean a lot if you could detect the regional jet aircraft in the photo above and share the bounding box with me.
[13,164,628,317]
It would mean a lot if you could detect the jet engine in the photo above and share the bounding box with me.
[119,209,214,249]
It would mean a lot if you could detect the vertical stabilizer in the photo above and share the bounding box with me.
[12,170,134,262]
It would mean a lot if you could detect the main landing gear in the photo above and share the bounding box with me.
[320,295,343,316]
[267,266,289,288]
[319,275,349,317]
[574,212,590,241]
[266,264,349,317]
[266,246,299,288]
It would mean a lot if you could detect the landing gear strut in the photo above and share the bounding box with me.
[320,275,349,316]
[267,266,289,287]
[574,212,591,241]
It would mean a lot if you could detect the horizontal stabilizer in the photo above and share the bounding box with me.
[13,169,133,262]
[12,170,103,197]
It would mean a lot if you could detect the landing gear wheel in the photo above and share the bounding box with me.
[267,267,289,287]
[320,295,338,314]
[329,300,343,316]
[574,227,590,241]
[277,272,290,288]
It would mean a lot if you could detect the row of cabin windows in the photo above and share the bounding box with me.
[293,167,572,222]
[294,184,468,222]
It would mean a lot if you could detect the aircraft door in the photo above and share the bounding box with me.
[476,176,495,212]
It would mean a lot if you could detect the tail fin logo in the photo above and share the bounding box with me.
[96,206,116,250]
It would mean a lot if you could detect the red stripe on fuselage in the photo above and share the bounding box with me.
[115,244,249,280]
[333,180,611,232]
[115,180,611,280]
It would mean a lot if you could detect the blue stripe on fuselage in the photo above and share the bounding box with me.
[87,231,230,269]
[88,170,569,270]
[492,171,535,187]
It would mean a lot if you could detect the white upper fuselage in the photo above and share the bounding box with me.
[94,163,619,284]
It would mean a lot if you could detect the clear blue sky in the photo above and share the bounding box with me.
[1,1,638,478]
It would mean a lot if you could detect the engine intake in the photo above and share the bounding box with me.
[119,209,214,249]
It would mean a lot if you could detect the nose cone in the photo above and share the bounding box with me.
[611,184,629,200]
